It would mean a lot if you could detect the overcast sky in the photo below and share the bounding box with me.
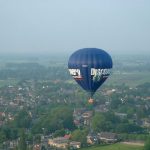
[0,0,150,56]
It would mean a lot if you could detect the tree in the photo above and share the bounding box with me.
[110,95,122,109]
[32,106,75,134]
[91,113,106,132]
[18,129,27,150]
[53,129,65,137]
[116,123,143,133]
[71,129,88,146]
[51,107,75,130]
[0,130,6,143]
[41,145,47,150]
[14,109,31,129]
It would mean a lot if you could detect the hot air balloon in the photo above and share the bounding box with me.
[68,48,113,103]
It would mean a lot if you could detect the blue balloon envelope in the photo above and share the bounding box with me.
[68,48,113,97]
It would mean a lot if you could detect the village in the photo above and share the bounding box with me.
[0,78,150,149]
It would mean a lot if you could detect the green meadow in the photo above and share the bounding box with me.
[81,143,144,150]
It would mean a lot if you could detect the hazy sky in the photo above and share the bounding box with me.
[0,0,150,56]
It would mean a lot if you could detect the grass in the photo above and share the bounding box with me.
[81,143,144,150]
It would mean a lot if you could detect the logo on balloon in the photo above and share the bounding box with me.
[91,68,111,82]
[69,68,111,81]
[69,69,83,80]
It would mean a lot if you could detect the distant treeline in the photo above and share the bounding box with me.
[114,62,150,72]
[0,63,70,80]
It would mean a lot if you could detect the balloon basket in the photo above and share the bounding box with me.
[88,98,94,104]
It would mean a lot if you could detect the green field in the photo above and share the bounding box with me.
[106,72,150,87]
[81,143,144,150]
[0,79,18,87]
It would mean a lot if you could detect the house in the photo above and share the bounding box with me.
[0,112,5,117]
[8,113,14,121]
[0,121,4,126]
[82,111,93,126]
[142,119,150,127]
[70,141,81,149]
[73,109,93,127]
[104,89,116,95]
[64,134,71,140]
[115,112,127,119]
[95,105,108,113]
[33,144,41,150]
[87,133,98,145]
[9,140,18,149]
[98,132,118,143]
[82,111,93,118]
[73,108,93,127]
[73,108,86,117]
[48,137,69,149]
[73,118,82,128]
[146,97,150,100]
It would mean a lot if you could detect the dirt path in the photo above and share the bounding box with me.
[121,141,144,146]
